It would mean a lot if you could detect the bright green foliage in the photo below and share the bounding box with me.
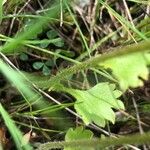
[100,52,150,90]
[66,83,124,127]
[64,126,94,150]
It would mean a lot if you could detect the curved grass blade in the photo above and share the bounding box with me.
[0,104,33,150]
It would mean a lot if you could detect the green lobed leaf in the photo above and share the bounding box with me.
[45,59,54,67]
[54,39,64,47]
[65,126,94,150]
[39,39,50,48]
[42,65,51,76]
[47,30,58,39]
[19,53,29,61]
[100,52,150,90]
[66,83,124,127]
[33,62,44,70]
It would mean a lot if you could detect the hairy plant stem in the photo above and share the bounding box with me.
[37,132,150,150]
[44,40,150,90]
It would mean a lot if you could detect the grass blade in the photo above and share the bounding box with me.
[0,103,32,150]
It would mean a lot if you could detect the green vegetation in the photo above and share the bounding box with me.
[0,0,150,149]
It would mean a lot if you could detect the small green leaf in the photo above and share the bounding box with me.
[39,39,50,48]
[42,65,51,76]
[65,126,94,150]
[54,39,64,47]
[19,53,28,61]
[33,62,44,70]
[45,59,54,67]
[65,83,124,127]
[47,30,58,39]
